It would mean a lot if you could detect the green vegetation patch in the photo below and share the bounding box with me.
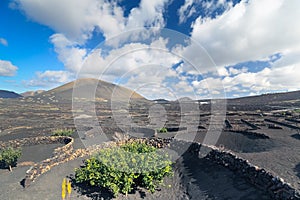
[51,129,75,137]
[75,141,173,197]
[0,147,22,171]
[157,127,168,133]
[293,109,300,113]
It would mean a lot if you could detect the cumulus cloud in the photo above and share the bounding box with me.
[178,0,234,24]
[13,0,121,42]
[26,70,74,87]
[14,0,300,98]
[184,0,300,68]
[79,38,182,97]
[48,33,192,99]
[0,38,8,46]
[178,0,195,24]
[14,0,168,44]
[174,0,300,97]
[0,60,18,76]
[50,34,87,73]
[192,57,300,97]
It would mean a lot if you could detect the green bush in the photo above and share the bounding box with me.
[157,127,168,133]
[75,142,173,197]
[294,109,300,113]
[52,129,74,137]
[0,147,22,171]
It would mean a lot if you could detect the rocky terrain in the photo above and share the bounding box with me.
[0,79,300,199]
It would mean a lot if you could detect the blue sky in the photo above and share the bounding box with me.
[0,0,300,100]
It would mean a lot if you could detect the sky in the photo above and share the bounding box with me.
[0,0,300,100]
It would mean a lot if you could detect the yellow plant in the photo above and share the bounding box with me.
[61,178,72,200]
[67,179,72,198]
[62,178,66,200]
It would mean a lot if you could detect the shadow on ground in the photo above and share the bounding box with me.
[0,161,14,171]
[70,175,151,200]
[294,163,300,178]
[70,176,114,200]
[291,134,300,140]
[194,130,276,153]
[179,149,272,200]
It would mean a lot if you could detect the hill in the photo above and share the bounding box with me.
[21,90,45,97]
[229,90,300,105]
[0,90,22,98]
[177,97,193,102]
[39,78,146,101]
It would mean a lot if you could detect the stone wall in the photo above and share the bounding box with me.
[21,136,74,187]
[0,136,73,187]
[185,142,300,200]
[265,118,300,130]
[229,130,270,139]
[0,136,72,149]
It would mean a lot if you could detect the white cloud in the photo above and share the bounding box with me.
[81,38,181,88]
[50,34,87,73]
[127,0,167,28]
[50,35,179,78]
[192,57,300,96]
[192,77,225,96]
[178,0,234,24]
[14,0,168,44]
[0,38,8,46]
[184,0,300,68]
[0,60,18,76]
[178,0,195,24]
[174,0,300,98]
[228,66,248,76]
[13,0,123,42]
[26,70,74,87]
[48,34,185,99]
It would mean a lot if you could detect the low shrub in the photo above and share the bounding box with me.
[52,129,74,137]
[157,127,168,133]
[0,147,22,171]
[75,141,173,197]
[294,109,300,113]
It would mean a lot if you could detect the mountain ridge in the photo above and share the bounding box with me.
[228,90,300,105]
[21,90,45,97]
[0,90,22,98]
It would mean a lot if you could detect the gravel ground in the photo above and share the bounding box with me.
[19,143,63,163]
[237,127,300,190]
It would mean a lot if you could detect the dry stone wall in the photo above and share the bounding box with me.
[0,136,72,149]
[0,136,73,187]
[186,142,300,200]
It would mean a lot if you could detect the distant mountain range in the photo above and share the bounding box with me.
[228,90,300,105]
[1,79,300,104]
[21,90,45,97]
[0,90,22,98]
